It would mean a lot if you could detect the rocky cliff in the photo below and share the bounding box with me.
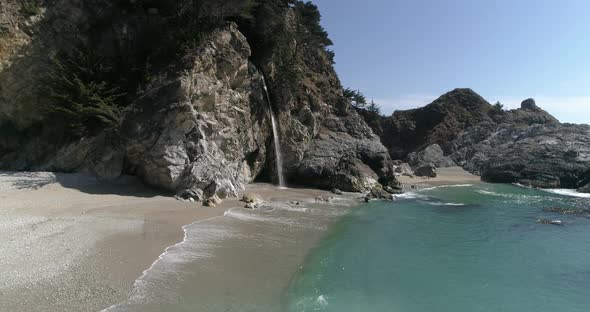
[0,1,400,199]
[369,89,590,191]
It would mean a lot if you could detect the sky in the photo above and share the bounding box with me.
[312,0,590,124]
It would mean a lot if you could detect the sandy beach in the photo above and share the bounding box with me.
[0,172,340,311]
[0,168,481,311]
[399,166,481,191]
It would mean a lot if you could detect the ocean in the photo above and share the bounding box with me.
[285,184,590,312]
[105,183,590,311]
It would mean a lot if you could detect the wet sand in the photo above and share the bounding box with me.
[0,172,337,311]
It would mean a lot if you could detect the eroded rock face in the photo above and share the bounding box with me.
[408,144,456,170]
[0,4,401,197]
[121,24,270,198]
[414,163,437,178]
[451,123,590,189]
[366,88,586,190]
[521,98,538,110]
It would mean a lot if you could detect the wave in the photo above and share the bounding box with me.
[422,201,465,206]
[543,189,590,199]
[102,216,235,311]
[418,184,475,192]
[394,192,428,200]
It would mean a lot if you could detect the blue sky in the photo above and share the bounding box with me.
[312,0,590,124]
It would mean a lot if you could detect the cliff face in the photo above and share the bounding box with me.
[0,1,400,198]
[370,89,590,191]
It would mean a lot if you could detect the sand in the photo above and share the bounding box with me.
[0,172,338,311]
[399,166,481,191]
[0,168,481,311]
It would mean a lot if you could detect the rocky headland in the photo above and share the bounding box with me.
[0,0,400,203]
[366,89,590,192]
[0,0,588,201]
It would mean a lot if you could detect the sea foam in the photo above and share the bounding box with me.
[543,189,590,198]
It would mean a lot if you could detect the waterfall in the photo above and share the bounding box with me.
[261,77,286,188]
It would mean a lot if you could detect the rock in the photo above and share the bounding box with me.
[294,114,400,193]
[331,188,343,195]
[0,4,403,201]
[121,24,268,198]
[537,219,564,226]
[384,185,403,195]
[241,193,262,204]
[177,187,204,202]
[408,144,456,169]
[315,195,334,203]
[375,88,496,160]
[364,187,393,202]
[463,123,590,188]
[203,199,217,207]
[414,163,437,178]
[579,183,590,194]
[393,161,413,176]
[521,98,538,110]
[244,203,257,209]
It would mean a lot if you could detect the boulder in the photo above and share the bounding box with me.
[521,98,538,110]
[331,188,344,195]
[393,161,413,176]
[579,183,590,194]
[121,24,269,198]
[177,186,204,202]
[315,195,334,203]
[241,193,262,204]
[364,187,392,202]
[294,114,400,193]
[537,219,564,226]
[414,163,437,178]
[244,203,258,209]
[408,144,456,169]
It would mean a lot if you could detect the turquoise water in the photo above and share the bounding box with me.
[285,184,590,312]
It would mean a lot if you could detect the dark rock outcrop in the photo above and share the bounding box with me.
[521,98,538,110]
[414,163,437,178]
[366,87,588,189]
[452,123,590,188]
[0,3,400,198]
[408,144,456,170]
[379,88,494,159]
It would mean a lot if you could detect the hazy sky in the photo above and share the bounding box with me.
[312,0,590,124]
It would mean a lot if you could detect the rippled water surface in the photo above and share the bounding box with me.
[285,184,590,312]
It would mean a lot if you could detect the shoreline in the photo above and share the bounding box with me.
[0,168,480,311]
[399,166,482,191]
[0,172,345,311]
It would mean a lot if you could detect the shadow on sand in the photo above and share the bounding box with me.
[0,171,168,198]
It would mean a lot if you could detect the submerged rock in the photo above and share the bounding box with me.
[537,219,564,226]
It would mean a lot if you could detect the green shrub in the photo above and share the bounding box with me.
[21,1,41,16]
[44,47,125,139]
